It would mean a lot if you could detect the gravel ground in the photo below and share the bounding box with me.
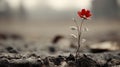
[0,20,120,67]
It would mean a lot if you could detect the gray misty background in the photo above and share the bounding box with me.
[0,0,120,45]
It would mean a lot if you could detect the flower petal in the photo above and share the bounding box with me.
[81,9,86,15]
[77,9,91,19]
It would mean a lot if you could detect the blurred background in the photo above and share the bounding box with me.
[0,0,120,55]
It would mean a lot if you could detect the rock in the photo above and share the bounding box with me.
[75,54,98,67]
[53,55,65,66]
[0,58,9,67]
[90,49,109,53]
[52,35,64,44]
[0,52,119,67]
[5,46,18,53]
[28,53,38,58]
[66,54,75,61]
[67,61,76,67]
[48,46,56,53]
[0,33,7,40]
[89,41,120,51]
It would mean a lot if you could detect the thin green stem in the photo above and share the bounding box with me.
[75,19,85,58]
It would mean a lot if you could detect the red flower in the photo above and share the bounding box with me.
[77,9,92,19]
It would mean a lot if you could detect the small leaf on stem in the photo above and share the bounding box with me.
[69,26,77,30]
[83,27,89,32]
[70,34,77,38]
[72,18,77,22]
[81,39,86,43]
